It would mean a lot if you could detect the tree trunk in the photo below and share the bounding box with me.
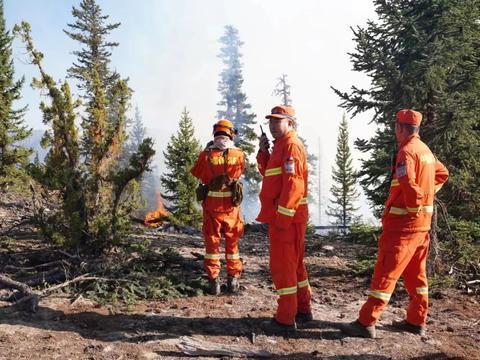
[428,204,442,276]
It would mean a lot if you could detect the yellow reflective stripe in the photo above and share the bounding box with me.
[407,205,434,213]
[276,286,297,296]
[277,205,296,217]
[207,191,233,198]
[416,287,428,295]
[389,205,434,215]
[389,207,408,215]
[299,197,308,205]
[368,289,391,301]
[298,279,309,288]
[226,253,240,260]
[204,253,221,260]
[391,179,399,187]
[265,167,282,176]
[210,157,238,165]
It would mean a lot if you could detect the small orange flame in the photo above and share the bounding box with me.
[144,193,169,227]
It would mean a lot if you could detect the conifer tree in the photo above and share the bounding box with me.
[326,114,359,228]
[273,74,292,107]
[217,25,260,197]
[64,0,127,181]
[15,22,155,251]
[120,106,147,165]
[121,106,158,210]
[64,0,120,92]
[332,0,480,221]
[160,108,201,226]
[0,0,32,190]
[62,0,140,233]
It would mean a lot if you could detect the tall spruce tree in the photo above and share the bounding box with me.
[0,0,31,190]
[64,0,136,224]
[160,108,201,226]
[326,114,359,228]
[332,0,480,222]
[217,25,260,198]
[272,74,318,204]
[64,0,126,176]
[64,0,120,93]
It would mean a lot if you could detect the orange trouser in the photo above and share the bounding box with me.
[202,207,244,279]
[269,222,312,325]
[358,231,429,327]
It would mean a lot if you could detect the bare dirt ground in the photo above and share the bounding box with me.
[1,226,479,360]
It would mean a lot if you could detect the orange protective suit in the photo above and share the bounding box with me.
[257,130,312,325]
[358,133,449,327]
[191,147,245,280]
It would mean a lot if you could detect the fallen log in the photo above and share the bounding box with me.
[0,273,39,312]
[5,260,69,273]
[176,336,273,358]
[23,267,66,287]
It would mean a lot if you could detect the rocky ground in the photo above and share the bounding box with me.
[0,195,479,359]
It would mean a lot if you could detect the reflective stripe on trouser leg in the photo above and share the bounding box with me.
[358,231,424,326]
[269,222,308,325]
[202,209,222,279]
[223,207,244,277]
[295,223,312,315]
[403,232,430,326]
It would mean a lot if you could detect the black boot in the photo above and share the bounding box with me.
[340,320,376,338]
[227,276,239,293]
[208,277,220,295]
[392,320,426,336]
[295,312,314,324]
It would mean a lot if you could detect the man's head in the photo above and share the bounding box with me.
[265,105,295,139]
[395,109,421,142]
[213,119,237,140]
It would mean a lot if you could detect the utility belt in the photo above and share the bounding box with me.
[196,177,243,206]
[196,149,243,206]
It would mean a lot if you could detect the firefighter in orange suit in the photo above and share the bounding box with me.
[191,119,245,295]
[257,105,312,334]
[341,109,449,338]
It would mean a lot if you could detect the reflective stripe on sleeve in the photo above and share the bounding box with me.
[277,205,296,217]
[368,289,391,301]
[391,179,399,187]
[389,207,408,215]
[207,191,233,198]
[299,197,308,205]
[416,287,428,295]
[276,286,297,296]
[298,279,309,288]
[407,205,434,213]
[265,167,282,176]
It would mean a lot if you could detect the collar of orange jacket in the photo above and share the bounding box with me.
[399,133,420,148]
[273,129,296,144]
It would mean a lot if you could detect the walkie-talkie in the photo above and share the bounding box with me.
[260,125,270,151]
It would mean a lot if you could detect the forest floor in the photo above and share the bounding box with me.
[0,195,479,359]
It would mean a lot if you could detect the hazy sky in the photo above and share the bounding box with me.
[5,0,379,224]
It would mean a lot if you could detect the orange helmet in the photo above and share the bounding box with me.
[213,119,237,139]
